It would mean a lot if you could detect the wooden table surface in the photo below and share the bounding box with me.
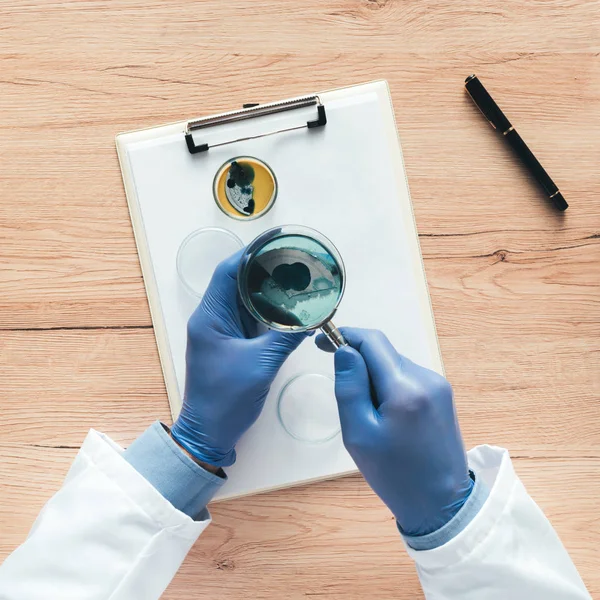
[1,1,599,597]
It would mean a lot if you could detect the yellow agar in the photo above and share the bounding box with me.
[215,158,276,218]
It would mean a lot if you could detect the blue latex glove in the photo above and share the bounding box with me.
[316,327,473,536]
[171,250,308,467]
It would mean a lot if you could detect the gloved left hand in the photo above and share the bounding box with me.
[171,250,308,467]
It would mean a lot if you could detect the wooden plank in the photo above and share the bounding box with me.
[0,327,598,455]
[175,457,600,599]
[0,0,598,56]
[0,8,598,328]
[0,329,170,447]
[0,447,597,598]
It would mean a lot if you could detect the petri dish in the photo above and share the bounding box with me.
[213,156,277,220]
[277,373,341,443]
[176,227,244,298]
[238,226,345,333]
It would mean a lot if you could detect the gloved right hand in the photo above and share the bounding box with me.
[316,328,474,537]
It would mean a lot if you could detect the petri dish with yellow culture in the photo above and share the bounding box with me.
[213,156,277,220]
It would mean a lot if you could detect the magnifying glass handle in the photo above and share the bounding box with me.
[320,321,348,349]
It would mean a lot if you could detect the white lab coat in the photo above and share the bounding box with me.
[0,430,591,599]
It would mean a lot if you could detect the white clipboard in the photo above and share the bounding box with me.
[116,80,443,501]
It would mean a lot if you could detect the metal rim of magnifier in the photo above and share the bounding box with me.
[237,224,346,333]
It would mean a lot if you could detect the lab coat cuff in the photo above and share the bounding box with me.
[79,429,209,541]
[124,421,226,520]
[404,445,517,569]
[402,470,490,550]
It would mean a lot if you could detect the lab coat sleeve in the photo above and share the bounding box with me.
[0,430,211,600]
[406,445,592,600]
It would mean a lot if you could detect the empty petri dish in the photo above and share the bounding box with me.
[213,156,277,220]
[176,227,244,298]
[277,373,341,443]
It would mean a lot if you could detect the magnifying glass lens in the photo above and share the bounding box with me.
[245,234,342,328]
[239,227,346,345]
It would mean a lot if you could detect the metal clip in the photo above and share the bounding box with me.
[184,95,326,154]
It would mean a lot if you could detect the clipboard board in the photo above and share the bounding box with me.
[116,80,443,501]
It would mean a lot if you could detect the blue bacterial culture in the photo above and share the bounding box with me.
[244,234,343,329]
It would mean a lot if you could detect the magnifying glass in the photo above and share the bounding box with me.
[238,225,347,348]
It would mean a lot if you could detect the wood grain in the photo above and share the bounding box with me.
[0,0,599,597]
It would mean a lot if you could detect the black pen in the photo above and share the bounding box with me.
[465,74,568,211]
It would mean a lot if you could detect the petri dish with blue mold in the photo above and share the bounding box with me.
[238,226,345,332]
